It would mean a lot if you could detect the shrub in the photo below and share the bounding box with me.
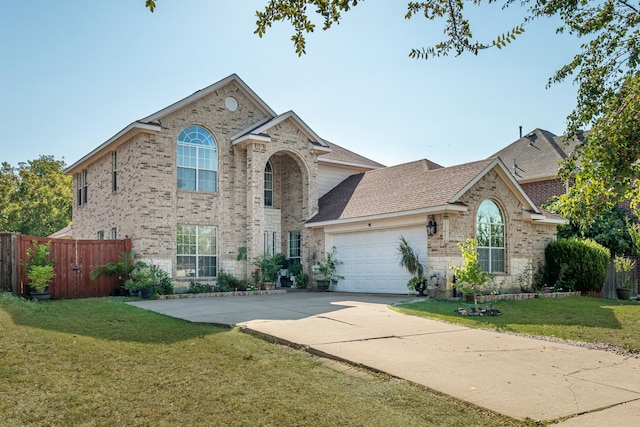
[545,238,610,293]
[532,262,548,290]
[216,270,247,292]
[153,267,174,295]
[187,281,213,294]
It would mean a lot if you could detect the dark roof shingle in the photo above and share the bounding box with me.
[490,128,583,182]
[308,158,493,223]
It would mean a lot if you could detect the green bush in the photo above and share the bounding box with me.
[153,267,174,295]
[545,238,610,293]
[187,281,213,294]
[217,270,247,291]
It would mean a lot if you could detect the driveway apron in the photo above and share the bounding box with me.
[129,292,640,425]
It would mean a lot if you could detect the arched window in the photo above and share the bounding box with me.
[264,161,273,206]
[177,126,217,192]
[476,200,505,273]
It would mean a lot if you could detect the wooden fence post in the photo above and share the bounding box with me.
[0,232,19,294]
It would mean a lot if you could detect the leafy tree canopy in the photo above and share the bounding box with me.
[0,156,72,237]
[549,204,639,256]
[143,1,640,222]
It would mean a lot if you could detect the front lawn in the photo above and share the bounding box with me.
[0,293,529,427]
[393,296,640,353]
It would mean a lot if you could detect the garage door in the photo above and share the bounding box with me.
[329,226,427,294]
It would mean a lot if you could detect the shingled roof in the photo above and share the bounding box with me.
[490,128,582,183]
[319,140,386,169]
[307,158,501,224]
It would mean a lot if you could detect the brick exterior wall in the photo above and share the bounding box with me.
[72,81,320,289]
[428,169,558,297]
[521,179,567,207]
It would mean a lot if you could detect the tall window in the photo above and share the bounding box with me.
[289,231,301,261]
[177,126,217,192]
[111,228,117,239]
[263,231,276,255]
[97,230,104,240]
[77,169,88,206]
[476,200,505,273]
[111,151,117,192]
[264,161,273,206]
[177,225,217,278]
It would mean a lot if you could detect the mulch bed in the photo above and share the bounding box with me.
[455,306,502,316]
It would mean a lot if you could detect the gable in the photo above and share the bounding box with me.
[140,74,276,124]
[231,111,329,152]
[66,74,276,175]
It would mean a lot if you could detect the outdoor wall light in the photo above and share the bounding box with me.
[426,216,437,237]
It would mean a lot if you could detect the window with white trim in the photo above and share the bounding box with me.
[176,225,217,278]
[97,230,104,240]
[476,199,505,273]
[177,126,217,192]
[111,228,117,239]
[289,231,301,261]
[264,161,273,206]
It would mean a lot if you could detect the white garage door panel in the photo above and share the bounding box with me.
[330,227,427,294]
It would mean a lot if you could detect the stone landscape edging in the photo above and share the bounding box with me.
[157,289,287,300]
[470,291,581,304]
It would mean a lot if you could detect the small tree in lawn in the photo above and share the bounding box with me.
[451,239,491,305]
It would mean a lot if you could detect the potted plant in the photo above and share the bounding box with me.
[278,255,290,278]
[22,240,55,300]
[397,235,427,296]
[90,250,146,296]
[288,260,302,287]
[294,272,309,289]
[123,263,157,298]
[614,256,635,300]
[252,252,283,290]
[27,264,55,300]
[133,265,157,299]
[315,247,343,291]
[451,239,492,305]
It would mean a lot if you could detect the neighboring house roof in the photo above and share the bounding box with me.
[307,157,550,226]
[490,128,582,183]
[319,140,386,169]
[48,224,73,239]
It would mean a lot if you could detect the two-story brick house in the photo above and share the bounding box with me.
[67,74,563,294]
[67,74,381,285]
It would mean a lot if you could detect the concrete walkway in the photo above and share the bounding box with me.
[129,292,640,425]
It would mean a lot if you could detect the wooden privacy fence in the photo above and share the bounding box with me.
[0,232,131,299]
[586,255,639,299]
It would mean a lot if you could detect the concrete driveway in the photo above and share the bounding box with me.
[129,292,640,425]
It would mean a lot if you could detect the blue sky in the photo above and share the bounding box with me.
[1,1,581,168]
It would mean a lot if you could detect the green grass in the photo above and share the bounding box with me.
[0,293,531,427]
[394,296,640,353]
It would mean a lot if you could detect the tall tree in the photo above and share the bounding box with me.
[0,162,19,233]
[144,1,640,221]
[0,156,72,237]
